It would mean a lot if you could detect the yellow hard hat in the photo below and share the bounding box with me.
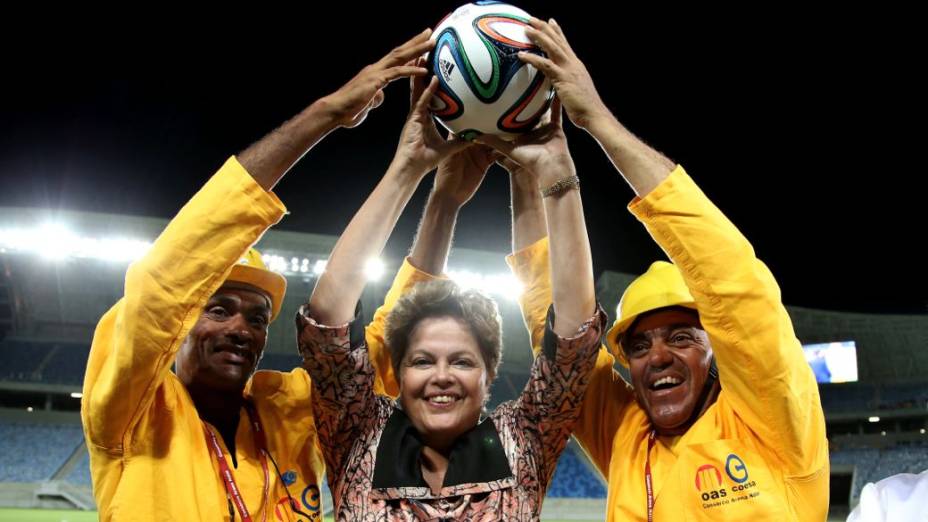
[605,261,698,366]
[225,248,287,322]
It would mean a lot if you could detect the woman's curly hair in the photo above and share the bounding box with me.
[385,279,502,382]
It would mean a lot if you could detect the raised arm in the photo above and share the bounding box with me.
[298,73,471,478]
[366,143,496,396]
[518,18,675,197]
[307,74,470,324]
[479,102,604,487]
[239,29,434,191]
[478,101,595,336]
[408,143,497,274]
[523,18,827,477]
[82,30,435,450]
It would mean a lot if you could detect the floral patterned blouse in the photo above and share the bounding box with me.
[297,305,606,521]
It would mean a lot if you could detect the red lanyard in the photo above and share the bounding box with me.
[644,430,657,522]
[203,403,271,522]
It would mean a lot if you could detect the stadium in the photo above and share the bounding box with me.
[1,1,923,520]
[1,210,925,520]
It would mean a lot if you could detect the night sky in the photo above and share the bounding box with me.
[1,2,923,314]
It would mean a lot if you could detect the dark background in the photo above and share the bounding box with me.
[1,1,923,314]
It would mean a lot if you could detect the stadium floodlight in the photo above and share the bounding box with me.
[39,223,77,260]
[364,258,385,281]
[97,238,152,262]
[0,224,356,281]
[0,225,530,299]
[0,228,27,253]
[447,269,523,301]
[0,223,154,263]
[261,254,289,274]
[484,273,523,301]
[868,416,880,423]
[70,392,83,399]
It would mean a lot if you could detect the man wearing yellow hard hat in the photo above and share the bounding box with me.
[80,31,442,521]
[502,18,829,521]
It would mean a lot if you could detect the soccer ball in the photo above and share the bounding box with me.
[428,1,554,140]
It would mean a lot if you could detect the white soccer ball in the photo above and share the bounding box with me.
[428,2,554,140]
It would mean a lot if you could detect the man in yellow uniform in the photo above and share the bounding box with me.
[80,31,443,521]
[503,17,830,521]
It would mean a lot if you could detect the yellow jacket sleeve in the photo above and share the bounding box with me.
[505,237,551,355]
[630,166,827,477]
[81,157,287,452]
[365,257,445,398]
[506,238,636,477]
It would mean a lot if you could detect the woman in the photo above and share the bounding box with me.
[297,69,604,519]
